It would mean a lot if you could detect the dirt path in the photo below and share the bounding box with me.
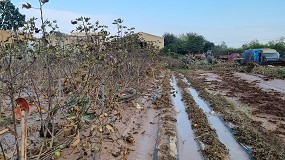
[186,86,249,160]
[127,107,160,160]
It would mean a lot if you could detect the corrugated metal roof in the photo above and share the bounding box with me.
[261,48,278,53]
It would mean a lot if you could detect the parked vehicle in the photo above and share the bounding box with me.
[228,53,242,62]
[242,48,285,65]
[280,55,285,61]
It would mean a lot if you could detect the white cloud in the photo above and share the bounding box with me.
[16,4,118,34]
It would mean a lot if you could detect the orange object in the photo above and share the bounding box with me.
[14,98,30,120]
[15,98,30,113]
[15,97,30,160]
[14,106,21,120]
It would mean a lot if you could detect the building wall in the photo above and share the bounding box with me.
[49,32,103,47]
[138,32,164,49]
[49,32,164,51]
[0,30,13,45]
[0,30,33,46]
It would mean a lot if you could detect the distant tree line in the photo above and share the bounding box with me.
[162,32,214,55]
[162,32,285,56]
[241,38,285,55]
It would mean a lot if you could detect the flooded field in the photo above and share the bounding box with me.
[1,69,285,159]
[187,87,249,160]
[170,76,202,160]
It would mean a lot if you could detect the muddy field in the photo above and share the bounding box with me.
[185,69,285,159]
[197,71,285,140]
[1,65,285,160]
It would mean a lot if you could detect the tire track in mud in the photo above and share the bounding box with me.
[180,76,250,160]
[126,78,162,160]
[152,74,177,160]
[175,75,230,160]
[170,76,202,160]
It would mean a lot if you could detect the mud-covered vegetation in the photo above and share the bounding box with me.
[0,1,164,159]
[1,1,285,160]
[176,76,229,160]
[182,72,285,160]
[152,73,177,160]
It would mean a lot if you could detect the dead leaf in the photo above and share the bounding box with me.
[111,151,121,157]
[40,109,47,113]
[135,103,143,109]
[98,126,103,132]
[125,134,135,144]
[94,146,100,153]
[71,132,80,147]
[0,153,12,159]
[64,126,74,137]
[35,106,47,113]
[0,128,9,135]
[90,124,97,131]
[106,124,115,133]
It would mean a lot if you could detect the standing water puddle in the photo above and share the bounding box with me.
[185,80,250,160]
[170,76,202,160]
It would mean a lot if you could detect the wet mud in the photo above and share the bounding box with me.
[170,76,202,160]
[175,75,229,160]
[184,71,285,160]
[152,74,178,160]
[187,87,249,160]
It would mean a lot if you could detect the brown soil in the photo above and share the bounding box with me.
[184,70,285,160]
[176,76,229,160]
[152,73,177,160]
[199,71,285,139]
[0,75,170,160]
[2,65,284,160]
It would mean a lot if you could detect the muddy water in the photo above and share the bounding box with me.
[170,77,202,160]
[235,72,285,94]
[127,108,160,160]
[187,87,250,160]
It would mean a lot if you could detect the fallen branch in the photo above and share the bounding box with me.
[0,128,9,135]
[0,141,6,160]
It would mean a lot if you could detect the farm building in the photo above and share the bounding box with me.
[0,30,33,46]
[138,32,164,49]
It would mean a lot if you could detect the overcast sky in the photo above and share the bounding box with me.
[11,0,285,48]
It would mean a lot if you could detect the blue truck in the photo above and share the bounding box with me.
[243,48,284,65]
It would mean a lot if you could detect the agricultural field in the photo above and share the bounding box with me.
[1,1,285,160]
[1,38,285,160]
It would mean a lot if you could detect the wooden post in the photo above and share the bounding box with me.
[58,79,62,98]
[101,80,104,113]
[20,110,27,160]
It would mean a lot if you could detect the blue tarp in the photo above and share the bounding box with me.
[243,48,279,64]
